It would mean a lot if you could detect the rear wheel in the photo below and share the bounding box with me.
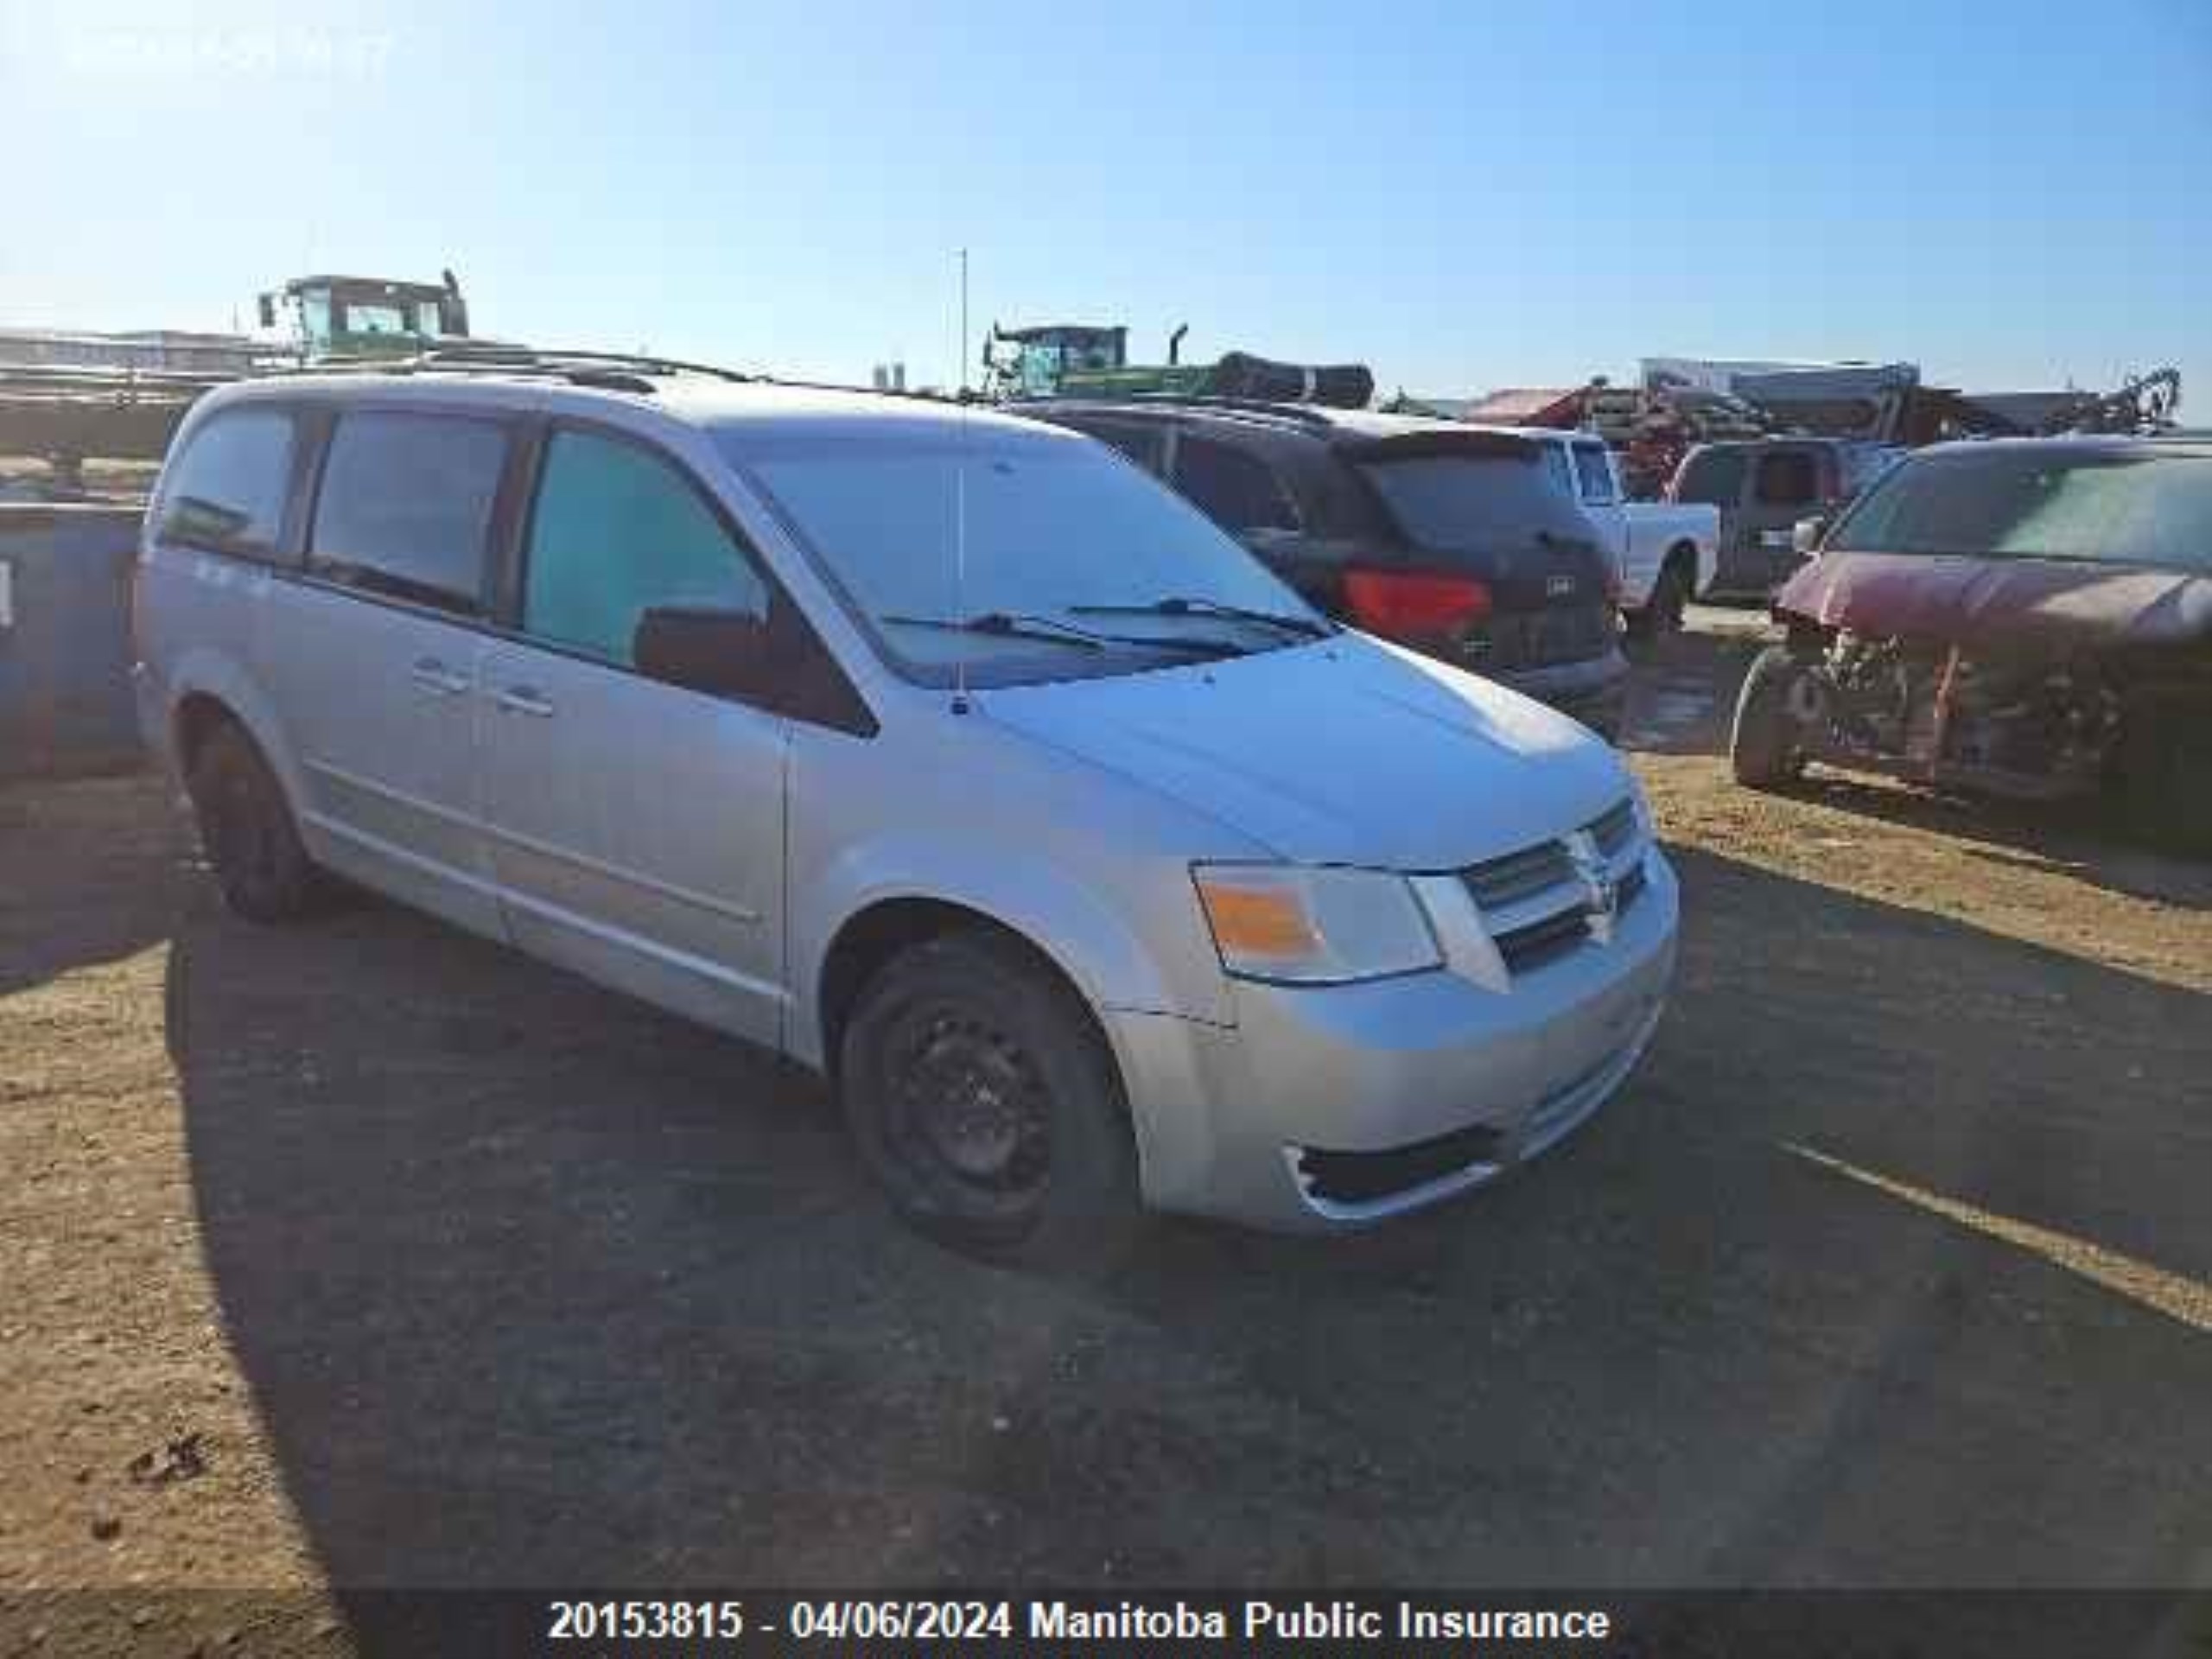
[1644,554,1693,637]
[1732,645,1808,790]
[838,931,1143,1269]
[187,723,323,923]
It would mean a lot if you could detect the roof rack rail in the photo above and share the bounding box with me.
[277,343,761,394]
[1029,391,1343,427]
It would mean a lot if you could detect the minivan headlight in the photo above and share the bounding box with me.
[1192,864,1442,985]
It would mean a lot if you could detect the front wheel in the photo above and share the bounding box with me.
[838,931,1143,1269]
[1731,645,1808,790]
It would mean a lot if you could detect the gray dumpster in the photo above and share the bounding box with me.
[0,503,146,779]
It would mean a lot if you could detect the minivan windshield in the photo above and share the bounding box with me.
[1830,447,2212,574]
[721,422,1325,687]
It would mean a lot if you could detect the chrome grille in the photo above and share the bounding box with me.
[1458,797,1649,979]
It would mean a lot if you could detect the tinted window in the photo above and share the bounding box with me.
[1675,447,1748,507]
[159,410,295,560]
[1176,437,1298,531]
[1756,449,1819,505]
[1573,444,1617,505]
[1541,444,1575,498]
[310,412,507,615]
[1077,421,1165,474]
[1830,448,2212,573]
[524,429,768,665]
[1358,454,1566,549]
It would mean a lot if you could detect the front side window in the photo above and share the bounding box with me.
[524,429,768,665]
[308,411,507,615]
[1675,447,1748,507]
[1175,437,1299,532]
[159,410,296,560]
[1573,444,1617,505]
[724,422,1319,688]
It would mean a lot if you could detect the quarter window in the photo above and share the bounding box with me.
[158,410,296,561]
[523,429,768,666]
[1175,436,1299,532]
[309,412,507,616]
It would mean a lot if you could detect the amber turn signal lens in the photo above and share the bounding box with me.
[1195,876,1319,961]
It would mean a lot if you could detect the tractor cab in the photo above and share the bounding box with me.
[256,271,474,362]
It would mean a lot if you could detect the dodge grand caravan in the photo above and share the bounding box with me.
[135,360,1678,1264]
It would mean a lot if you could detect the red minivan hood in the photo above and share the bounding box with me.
[1775,550,2212,652]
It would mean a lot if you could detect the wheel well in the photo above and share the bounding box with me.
[1663,541,1698,579]
[173,692,242,773]
[816,899,1106,1077]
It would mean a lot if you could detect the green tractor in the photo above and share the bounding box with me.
[981,321,1371,407]
[256,270,480,363]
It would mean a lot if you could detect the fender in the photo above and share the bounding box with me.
[792,831,1231,1073]
[160,645,306,812]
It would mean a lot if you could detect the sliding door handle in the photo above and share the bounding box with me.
[409,657,472,696]
[494,686,556,718]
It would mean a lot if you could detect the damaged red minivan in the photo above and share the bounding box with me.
[1731,435,2212,853]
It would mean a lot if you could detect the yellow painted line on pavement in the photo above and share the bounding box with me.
[1785,1142,2212,1335]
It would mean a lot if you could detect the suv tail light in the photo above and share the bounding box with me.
[1343,568,1493,639]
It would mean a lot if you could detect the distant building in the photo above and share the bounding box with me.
[0,327,255,376]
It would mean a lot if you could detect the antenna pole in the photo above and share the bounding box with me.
[953,248,971,713]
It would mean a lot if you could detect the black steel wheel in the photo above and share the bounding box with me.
[839,931,1141,1268]
[187,722,323,923]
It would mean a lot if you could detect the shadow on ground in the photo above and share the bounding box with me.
[166,841,2212,1624]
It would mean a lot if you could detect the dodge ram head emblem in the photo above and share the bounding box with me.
[1567,836,1618,943]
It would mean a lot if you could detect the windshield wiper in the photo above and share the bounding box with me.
[880,610,1248,658]
[1070,596,1335,638]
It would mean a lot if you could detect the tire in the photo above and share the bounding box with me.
[1646,555,1692,637]
[838,930,1143,1270]
[186,722,324,923]
[1731,645,1807,791]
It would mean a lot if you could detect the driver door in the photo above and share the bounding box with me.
[479,424,790,1047]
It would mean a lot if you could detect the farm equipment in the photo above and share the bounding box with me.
[983,321,1374,410]
[254,270,478,363]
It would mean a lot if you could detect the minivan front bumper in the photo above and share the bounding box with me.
[1108,847,1677,1232]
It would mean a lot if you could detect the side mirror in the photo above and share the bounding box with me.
[633,605,775,700]
[1792,515,1829,556]
[256,293,276,329]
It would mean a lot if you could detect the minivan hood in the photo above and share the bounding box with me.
[979,637,1632,868]
[1777,550,2212,652]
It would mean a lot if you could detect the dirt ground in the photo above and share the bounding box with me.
[3,616,2208,1653]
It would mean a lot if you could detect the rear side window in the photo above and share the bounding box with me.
[1573,444,1617,505]
[158,410,296,561]
[1675,447,1748,507]
[308,412,508,617]
[1075,422,1167,473]
[1756,449,1820,506]
[523,429,769,666]
[1175,436,1299,532]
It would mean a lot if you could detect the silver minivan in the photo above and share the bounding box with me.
[135,362,1678,1264]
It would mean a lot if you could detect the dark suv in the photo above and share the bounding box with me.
[1026,398,1629,736]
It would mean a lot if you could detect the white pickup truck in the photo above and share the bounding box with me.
[1522,429,1718,633]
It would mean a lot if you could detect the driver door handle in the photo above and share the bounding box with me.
[495,685,556,719]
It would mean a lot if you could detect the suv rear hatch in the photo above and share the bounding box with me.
[1346,431,1617,672]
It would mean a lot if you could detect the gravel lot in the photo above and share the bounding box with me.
[3,618,2208,1651]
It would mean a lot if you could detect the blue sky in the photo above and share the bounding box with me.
[4,0,2207,403]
